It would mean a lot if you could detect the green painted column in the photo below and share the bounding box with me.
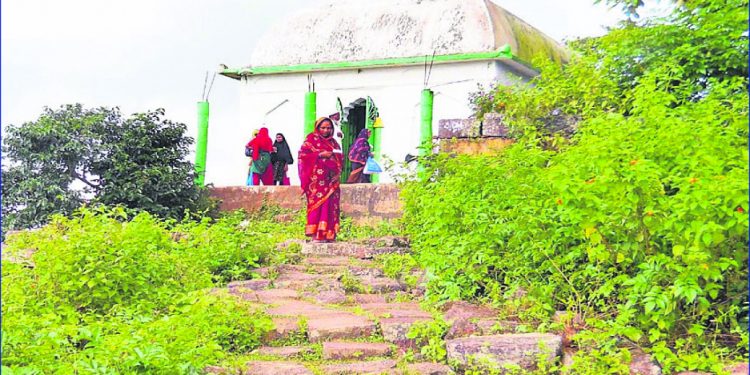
[304,92,317,136]
[195,101,209,185]
[419,89,434,178]
[371,118,383,183]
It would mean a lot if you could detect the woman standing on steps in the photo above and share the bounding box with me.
[346,128,373,184]
[298,117,343,243]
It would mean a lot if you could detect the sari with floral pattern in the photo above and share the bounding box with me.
[298,117,344,241]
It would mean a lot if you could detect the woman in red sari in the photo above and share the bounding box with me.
[246,127,275,185]
[298,117,343,242]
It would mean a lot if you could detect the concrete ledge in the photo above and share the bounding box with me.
[209,184,402,221]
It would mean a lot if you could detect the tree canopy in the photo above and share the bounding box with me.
[2,105,210,235]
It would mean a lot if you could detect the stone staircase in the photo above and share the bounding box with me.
[206,238,563,375]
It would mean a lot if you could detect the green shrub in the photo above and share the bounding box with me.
[4,207,211,314]
[401,1,748,371]
[1,207,275,373]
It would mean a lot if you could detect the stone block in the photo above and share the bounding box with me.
[321,359,397,374]
[322,341,392,360]
[253,346,312,358]
[307,314,377,342]
[445,333,563,371]
[481,112,510,137]
[244,361,312,375]
[406,363,455,374]
[438,118,479,138]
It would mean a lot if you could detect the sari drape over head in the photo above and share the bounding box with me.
[348,128,371,164]
[298,117,343,240]
[346,128,372,184]
[247,127,273,174]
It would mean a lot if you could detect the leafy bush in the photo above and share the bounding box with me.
[401,0,748,371]
[172,209,303,284]
[1,207,277,373]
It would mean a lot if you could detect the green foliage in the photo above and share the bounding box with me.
[402,0,747,371]
[5,207,211,314]
[406,318,449,362]
[1,104,214,236]
[1,208,276,373]
[172,209,302,284]
[335,216,404,241]
[377,253,420,287]
[340,271,366,293]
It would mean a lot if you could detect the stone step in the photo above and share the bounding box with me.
[348,293,389,304]
[254,289,301,303]
[253,346,313,359]
[357,236,410,248]
[273,272,342,291]
[358,303,432,319]
[302,289,348,305]
[302,242,407,259]
[245,360,313,375]
[307,264,384,278]
[357,276,405,293]
[228,279,271,291]
[307,314,378,342]
[266,300,342,318]
[305,256,357,266]
[320,359,398,375]
[379,316,433,351]
[264,317,303,342]
[445,333,563,372]
[322,341,392,360]
[406,363,455,375]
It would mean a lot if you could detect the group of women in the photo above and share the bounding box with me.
[245,129,295,186]
[246,118,373,243]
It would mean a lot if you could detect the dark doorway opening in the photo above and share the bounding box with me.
[340,99,367,182]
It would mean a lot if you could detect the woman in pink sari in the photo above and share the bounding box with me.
[298,117,343,242]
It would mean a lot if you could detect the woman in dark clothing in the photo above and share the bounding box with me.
[346,128,372,184]
[271,133,294,185]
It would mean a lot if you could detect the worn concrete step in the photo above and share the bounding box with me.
[445,333,563,372]
[307,313,378,342]
[322,341,392,360]
[321,359,398,375]
[244,360,313,375]
[302,242,407,259]
[253,346,313,359]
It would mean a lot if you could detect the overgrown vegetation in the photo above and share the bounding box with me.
[0,207,304,373]
[401,0,748,372]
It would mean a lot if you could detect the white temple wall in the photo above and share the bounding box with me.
[211,60,526,186]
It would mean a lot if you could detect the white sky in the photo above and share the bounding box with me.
[1,0,668,185]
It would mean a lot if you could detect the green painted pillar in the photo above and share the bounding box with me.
[419,89,434,178]
[371,118,383,183]
[304,92,317,136]
[195,101,209,185]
